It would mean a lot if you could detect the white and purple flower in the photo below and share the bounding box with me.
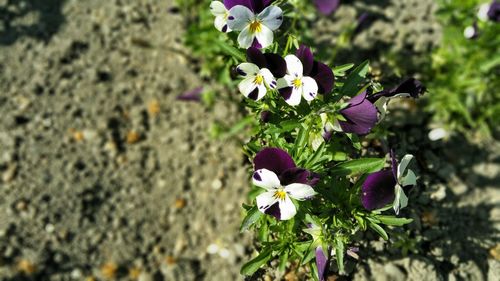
[252,148,319,220]
[361,151,417,215]
[227,0,283,49]
[277,45,334,106]
[236,47,286,100]
[210,1,232,33]
[478,1,500,22]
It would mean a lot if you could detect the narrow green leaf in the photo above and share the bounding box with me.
[368,221,389,240]
[278,249,289,272]
[240,206,262,232]
[333,63,355,76]
[330,158,386,176]
[335,238,345,274]
[341,60,370,96]
[215,39,245,61]
[240,248,273,276]
[376,215,413,226]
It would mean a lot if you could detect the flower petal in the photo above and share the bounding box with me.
[224,0,253,10]
[256,191,279,215]
[278,196,297,220]
[296,45,314,76]
[280,168,320,186]
[285,87,302,106]
[310,61,334,94]
[284,54,303,77]
[260,68,276,89]
[246,47,267,68]
[285,183,316,200]
[263,53,286,78]
[253,147,296,175]
[255,24,274,49]
[258,5,283,30]
[253,168,281,190]
[393,184,408,215]
[400,169,417,187]
[339,92,378,135]
[236,62,259,77]
[361,170,396,210]
[368,78,426,102]
[302,76,319,102]
[397,154,414,180]
[316,246,328,281]
[210,1,227,16]
[238,76,258,97]
[228,5,254,31]
[237,26,255,48]
[314,0,340,16]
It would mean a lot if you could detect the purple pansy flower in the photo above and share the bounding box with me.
[277,45,334,106]
[478,1,500,22]
[314,0,341,16]
[338,91,378,135]
[252,148,319,220]
[316,246,329,281]
[227,1,283,48]
[361,152,417,214]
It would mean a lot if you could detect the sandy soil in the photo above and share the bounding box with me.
[0,0,498,281]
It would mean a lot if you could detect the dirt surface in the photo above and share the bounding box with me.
[0,0,499,281]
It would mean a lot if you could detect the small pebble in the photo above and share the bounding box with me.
[126,131,141,144]
[211,179,222,190]
[174,198,186,209]
[206,243,219,254]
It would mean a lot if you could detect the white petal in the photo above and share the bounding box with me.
[237,63,259,77]
[278,196,297,220]
[259,68,276,89]
[255,24,274,49]
[397,154,414,179]
[284,55,303,77]
[400,169,417,187]
[258,5,283,30]
[285,183,316,200]
[301,76,318,101]
[285,87,303,106]
[238,76,257,97]
[478,3,490,21]
[252,168,281,190]
[214,16,229,32]
[228,5,254,31]
[256,191,279,213]
[374,96,389,120]
[237,26,255,49]
[210,1,227,16]
[255,84,267,100]
[393,185,408,215]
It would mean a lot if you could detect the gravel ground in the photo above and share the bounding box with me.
[0,0,498,281]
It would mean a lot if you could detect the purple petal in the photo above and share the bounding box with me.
[322,127,333,141]
[263,53,287,78]
[280,168,320,186]
[223,0,252,9]
[368,78,426,102]
[488,1,500,22]
[177,87,203,102]
[310,61,334,95]
[246,47,267,69]
[260,110,272,123]
[296,45,314,76]
[264,202,281,219]
[339,92,378,135]
[254,148,296,176]
[279,87,293,101]
[390,149,398,179]
[251,38,263,49]
[316,246,328,281]
[314,0,341,16]
[361,170,396,210]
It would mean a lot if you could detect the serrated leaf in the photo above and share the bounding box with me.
[240,206,262,232]
[240,248,273,276]
[330,158,386,176]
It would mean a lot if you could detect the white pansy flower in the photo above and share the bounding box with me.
[236,63,276,101]
[277,55,319,106]
[393,154,417,215]
[210,1,231,33]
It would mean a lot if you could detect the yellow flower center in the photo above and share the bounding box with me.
[253,74,264,85]
[292,78,302,88]
[249,20,262,33]
[273,188,287,201]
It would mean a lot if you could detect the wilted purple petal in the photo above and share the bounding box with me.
[310,61,334,95]
[264,202,281,219]
[296,45,314,76]
[177,87,203,102]
[339,92,378,135]
[361,170,396,210]
[264,53,287,78]
[368,78,426,103]
[314,0,340,16]
[254,148,296,175]
[488,1,500,22]
[316,246,328,281]
[280,168,320,186]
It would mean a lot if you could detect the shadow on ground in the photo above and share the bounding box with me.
[0,0,66,45]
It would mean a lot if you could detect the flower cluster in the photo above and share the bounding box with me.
[208,0,427,279]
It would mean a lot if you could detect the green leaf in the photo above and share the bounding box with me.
[376,215,413,226]
[264,119,301,134]
[333,63,355,76]
[334,238,345,274]
[240,206,262,232]
[330,158,386,176]
[368,221,389,240]
[278,249,289,272]
[215,39,245,61]
[341,60,369,96]
[240,248,273,276]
